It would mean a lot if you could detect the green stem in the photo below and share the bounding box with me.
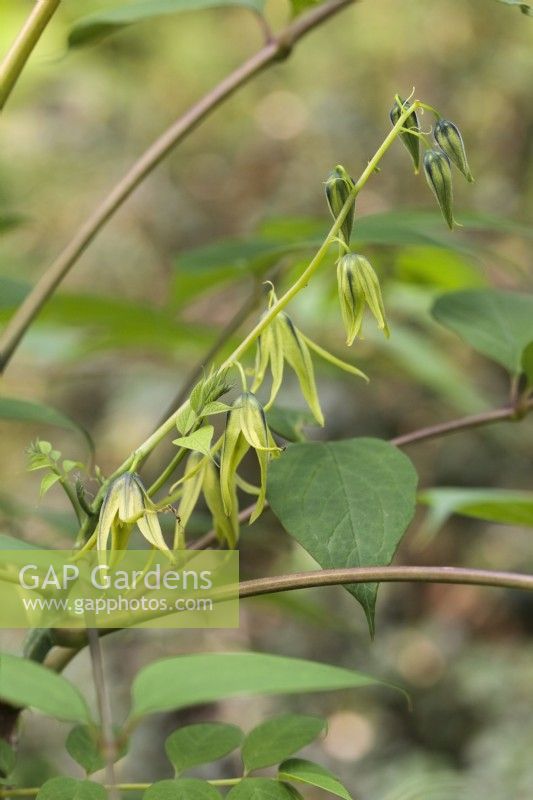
[0,779,243,797]
[0,0,61,111]
[218,101,419,371]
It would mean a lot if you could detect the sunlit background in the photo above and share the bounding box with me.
[1,0,532,797]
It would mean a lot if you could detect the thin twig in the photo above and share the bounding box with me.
[238,565,533,598]
[87,629,120,800]
[0,0,61,112]
[0,0,356,372]
[390,400,532,447]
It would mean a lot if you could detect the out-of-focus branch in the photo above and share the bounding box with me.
[0,0,61,112]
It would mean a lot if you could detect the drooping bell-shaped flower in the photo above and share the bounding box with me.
[97,472,170,557]
[220,392,279,524]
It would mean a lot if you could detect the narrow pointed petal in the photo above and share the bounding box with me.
[116,473,145,523]
[279,314,324,426]
[354,256,390,337]
[137,511,171,556]
[96,489,121,554]
[220,406,249,516]
[203,459,239,548]
[176,453,206,538]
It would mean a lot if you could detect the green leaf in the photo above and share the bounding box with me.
[521,341,533,387]
[278,759,352,800]
[0,741,15,779]
[496,0,532,15]
[419,487,533,535]
[144,779,221,800]
[66,725,105,775]
[65,725,127,775]
[0,653,91,723]
[36,778,107,800]
[0,397,93,452]
[68,0,266,48]
[0,533,36,549]
[242,715,326,773]
[130,652,384,719]
[227,779,295,800]
[432,289,533,375]
[173,425,214,457]
[267,438,418,636]
[40,472,62,498]
[266,407,317,443]
[165,722,243,775]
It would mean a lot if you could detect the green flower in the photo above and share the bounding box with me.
[220,392,279,524]
[97,472,170,557]
[337,253,389,343]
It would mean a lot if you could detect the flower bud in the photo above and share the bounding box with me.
[433,119,473,183]
[325,165,355,247]
[390,97,420,173]
[337,255,364,345]
[423,148,454,229]
[337,254,389,341]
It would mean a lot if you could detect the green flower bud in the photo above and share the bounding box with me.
[423,148,454,230]
[433,119,473,183]
[390,97,420,173]
[325,165,355,248]
[337,254,389,342]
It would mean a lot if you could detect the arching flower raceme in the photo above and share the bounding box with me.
[433,118,474,183]
[220,392,280,524]
[390,96,420,173]
[337,253,389,343]
[423,148,454,229]
[97,472,170,557]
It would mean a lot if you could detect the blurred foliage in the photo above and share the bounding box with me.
[0,0,532,797]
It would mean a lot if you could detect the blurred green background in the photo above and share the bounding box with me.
[1,0,532,797]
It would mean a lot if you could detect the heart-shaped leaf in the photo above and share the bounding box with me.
[268,438,418,635]
[165,723,243,775]
[242,715,326,773]
[432,289,533,375]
